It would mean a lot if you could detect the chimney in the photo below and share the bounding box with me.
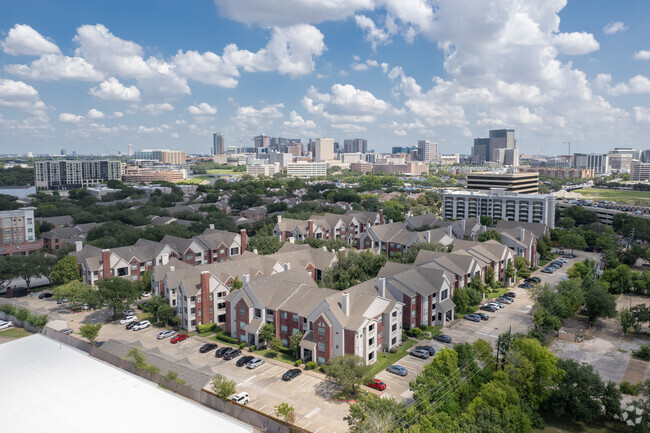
[289,237,295,244]
[378,277,386,298]
[209,224,215,230]
[308,220,314,238]
[284,263,291,271]
[277,215,282,223]
[389,219,393,224]
[481,225,487,233]
[461,219,466,232]
[331,249,335,253]
[242,273,250,285]
[446,226,453,237]
[200,271,211,296]
[342,293,350,316]
[253,248,258,255]
[425,230,431,243]
[520,228,525,241]
[379,209,384,224]
[170,265,175,272]
[322,246,327,251]
[101,249,111,278]
[240,229,247,253]
[75,240,83,252]
[161,253,169,265]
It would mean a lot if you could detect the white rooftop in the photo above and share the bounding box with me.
[0,334,253,433]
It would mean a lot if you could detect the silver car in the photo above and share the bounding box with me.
[246,358,265,369]
[157,330,176,340]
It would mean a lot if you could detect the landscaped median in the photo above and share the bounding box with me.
[369,338,417,377]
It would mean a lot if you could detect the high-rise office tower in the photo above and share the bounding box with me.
[127,144,133,156]
[471,129,516,164]
[417,140,438,162]
[254,134,270,148]
[314,138,334,161]
[213,133,225,155]
[343,138,368,154]
[60,149,66,156]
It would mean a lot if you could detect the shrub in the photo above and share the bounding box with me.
[419,324,428,330]
[620,381,639,395]
[401,330,408,341]
[389,347,397,354]
[197,323,217,334]
[239,342,247,349]
[319,365,328,374]
[15,308,30,321]
[294,359,303,367]
[165,371,179,381]
[0,303,17,316]
[406,328,423,338]
[248,345,256,352]
[633,344,650,360]
[145,364,160,374]
[27,314,48,327]
[215,332,239,345]
[305,361,317,370]
[266,351,278,358]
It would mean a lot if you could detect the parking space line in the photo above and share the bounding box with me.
[297,377,318,390]
[303,407,321,419]
[260,365,280,377]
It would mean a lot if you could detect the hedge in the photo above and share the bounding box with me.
[0,304,17,316]
[0,304,48,328]
[197,323,217,334]
[294,359,303,367]
[304,361,317,370]
[215,332,239,345]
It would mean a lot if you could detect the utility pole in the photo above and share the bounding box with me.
[495,333,501,372]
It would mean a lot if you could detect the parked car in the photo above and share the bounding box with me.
[282,368,302,381]
[231,391,250,405]
[215,347,231,358]
[386,365,408,376]
[94,341,105,347]
[530,277,541,283]
[367,379,387,391]
[505,292,517,298]
[236,355,255,367]
[563,253,576,259]
[120,315,138,325]
[61,328,73,335]
[246,358,265,369]
[487,301,504,309]
[56,298,68,305]
[122,309,134,316]
[433,334,452,344]
[223,348,242,360]
[410,348,430,359]
[170,334,189,344]
[415,345,436,356]
[132,320,151,331]
[480,304,497,312]
[464,314,481,322]
[157,330,176,340]
[125,321,138,330]
[0,320,13,330]
[518,283,531,289]
[524,278,536,284]
[38,292,53,299]
[541,268,554,274]
[199,343,218,353]
[497,297,513,304]
[476,313,489,321]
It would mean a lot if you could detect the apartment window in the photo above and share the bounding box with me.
[368,351,374,361]
[317,342,325,351]
[392,337,397,345]
[195,252,202,257]
[197,310,201,316]
[378,330,382,338]
[281,325,288,333]
[190,308,195,314]
[377,316,382,323]
[217,302,225,309]
[318,357,325,365]
[197,296,201,303]
[220,248,225,254]
[230,247,239,255]
[411,311,415,318]
[254,308,262,318]
[239,308,245,315]
[292,314,299,322]
[190,296,195,302]
[392,323,397,332]
[281,339,288,346]
[240,321,245,330]
[146,261,152,266]
[281,312,287,319]
[266,309,274,317]
[209,294,213,301]
[392,311,397,318]
[368,338,374,346]
[411,297,416,304]
[440,289,448,300]
[131,264,137,270]
[368,324,374,332]
[318,324,325,336]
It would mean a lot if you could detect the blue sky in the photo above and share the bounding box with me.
[1,0,649,156]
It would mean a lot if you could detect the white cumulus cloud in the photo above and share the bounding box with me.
[603,21,627,34]
[142,103,174,115]
[187,102,217,115]
[89,77,141,101]
[283,110,317,129]
[0,78,47,115]
[634,50,650,61]
[59,113,84,123]
[1,24,61,56]
[553,32,599,55]
[86,108,105,119]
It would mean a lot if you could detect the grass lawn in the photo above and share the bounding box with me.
[178,176,211,185]
[536,415,632,433]
[193,330,216,338]
[251,348,298,365]
[0,327,32,338]
[574,188,650,206]
[206,168,238,175]
[369,338,417,377]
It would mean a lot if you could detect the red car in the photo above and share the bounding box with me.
[367,379,386,391]
[170,334,189,344]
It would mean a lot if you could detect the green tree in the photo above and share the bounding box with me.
[34,252,58,285]
[325,354,372,395]
[259,323,275,348]
[288,330,303,358]
[0,255,17,289]
[146,295,169,323]
[514,256,529,273]
[480,216,494,227]
[505,260,516,282]
[584,283,617,325]
[345,396,406,433]
[210,373,237,400]
[248,235,283,254]
[478,230,502,243]
[617,307,637,335]
[51,255,81,286]
[602,264,634,294]
[452,288,471,314]
[547,358,614,423]
[53,280,95,309]
[14,254,42,291]
[274,402,296,425]
[411,348,463,416]
[360,196,381,212]
[485,266,496,289]
[323,250,387,291]
[472,339,494,364]
[156,303,174,326]
[79,323,102,345]
[231,276,242,290]
[97,277,143,318]
[269,337,283,353]
[560,232,587,253]
[139,270,151,293]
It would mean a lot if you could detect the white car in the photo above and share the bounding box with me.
[132,320,151,331]
[231,392,250,405]
[246,358,265,369]
[0,320,13,330]
[122,309,134,316]
[157,330,175,340]
[120,315,137,325]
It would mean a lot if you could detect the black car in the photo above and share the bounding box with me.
[38,292,53,299]
[199,343,218,353]
[223,349,242,360]
[215,347,231,358]
[433,334,452,344]
[480,304,496,312]
[282,369,302,381]
[415,345,436,356]
[530,277,541,283]
[236,355,255,367]
[476,313,489,321]
[125,321,138,330]
[505,292,517,298]
[94,341,105,347]
[518,283,531,289]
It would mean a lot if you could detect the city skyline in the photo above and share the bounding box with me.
[1,0,650,155]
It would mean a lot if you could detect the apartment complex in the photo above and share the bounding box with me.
[372,162,430,176]
[121,166,186,183]
[246,162,281,177]
[527,167,594,179]
[134,149,186,165]
[0,207,42,256]
[442,188,556,228]
[35,160,122,190]
[273,211,384,244]
[467,170,539,194]
[287,161,327,178]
